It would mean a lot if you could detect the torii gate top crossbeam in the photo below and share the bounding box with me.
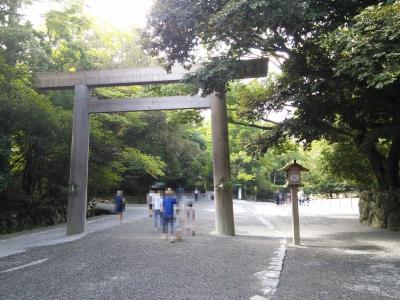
[34,58,268,90]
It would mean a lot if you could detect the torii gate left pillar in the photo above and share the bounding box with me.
[67,85,90,235]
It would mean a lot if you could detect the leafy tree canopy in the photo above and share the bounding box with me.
[144,0,400,191]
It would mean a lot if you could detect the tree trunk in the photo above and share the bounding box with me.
[364,143,387,191]
[5,2,19,66]
[386,132,400,190]
[363,133,400,191]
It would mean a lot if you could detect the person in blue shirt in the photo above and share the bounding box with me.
[114,190,125,222]
[162,188,177,242]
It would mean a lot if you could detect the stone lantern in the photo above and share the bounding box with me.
[280,160,309,245]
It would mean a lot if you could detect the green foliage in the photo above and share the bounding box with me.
[0,0,48,69]
[272,2,400,190]
[0,0,212,233]
[184,58,242,95]
[144,0,377,68]
[144,0,400,191]
[323,2,400,89]
[45,2,92,71]
[302,141,357,196]
[0,133,11,192]
[228,80,275,123]
[321,142,376,189]
[119,147,165,179]
[224,81,372,199]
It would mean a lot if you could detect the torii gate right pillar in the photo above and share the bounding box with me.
[209,92,235,236]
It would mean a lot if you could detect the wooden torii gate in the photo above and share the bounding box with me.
[35,59,268,236]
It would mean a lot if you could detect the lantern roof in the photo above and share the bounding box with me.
[279,160,309,172]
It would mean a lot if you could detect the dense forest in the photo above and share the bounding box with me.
[1,0,399,233]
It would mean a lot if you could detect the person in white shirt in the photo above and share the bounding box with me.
[151,190,163,230]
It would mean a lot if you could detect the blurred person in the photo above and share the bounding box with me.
[114,190,125,222]
[299,190,305,206]
[176,186,184,204]
[185,202,196,237]
[175,201,183,241]
[162,188,177,242]
[278,192,283,205]
[194,188,199,202]
[152,190,163,230]
[146,190,153,217]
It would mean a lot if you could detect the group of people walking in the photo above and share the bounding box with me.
[147,188,195,243]
[299,191,311,206]
[114,188,196,242]
[275,190,311,206]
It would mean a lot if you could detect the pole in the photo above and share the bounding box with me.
[209,92,235,236]
[67,85,90,235]
[290,185,300,245]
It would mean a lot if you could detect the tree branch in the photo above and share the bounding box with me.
[228,118,275,130]
[314,120,354,138]
[260,117,279,125]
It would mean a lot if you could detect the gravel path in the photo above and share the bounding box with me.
[0,201,283,300]
[1,199,400,300]
[246,201,400,300]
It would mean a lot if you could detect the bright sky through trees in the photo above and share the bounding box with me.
[24,0,154,29]
[22,0,286,122]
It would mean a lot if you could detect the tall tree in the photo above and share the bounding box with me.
[143,0,400,191]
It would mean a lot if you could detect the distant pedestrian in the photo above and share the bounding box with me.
[299,190,305,206]
[210,192,214,201]
[306,196,310,206]
[175,201,183,241]
[114,190,125,222]
[194,188,199,202]
[152,190,162,230]
[147,191,153,217]
[176,187,184,203]
[162,188,177,242]
[278,192,283,205]
[184,202,196,236]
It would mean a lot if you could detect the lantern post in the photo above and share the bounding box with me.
[280,160,309,245]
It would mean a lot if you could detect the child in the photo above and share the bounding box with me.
[162,188,177,242]
[147,191,153,217]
